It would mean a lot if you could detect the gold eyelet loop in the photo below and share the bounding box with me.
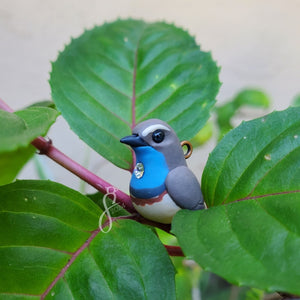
[181,140,193,159]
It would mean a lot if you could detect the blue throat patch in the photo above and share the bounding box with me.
[130,146,169,199]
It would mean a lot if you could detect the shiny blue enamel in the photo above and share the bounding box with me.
[130,146,169,198]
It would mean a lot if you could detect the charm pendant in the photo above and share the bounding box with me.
[134,162,144,179]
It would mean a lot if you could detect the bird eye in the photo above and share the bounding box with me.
[152,129,165,143]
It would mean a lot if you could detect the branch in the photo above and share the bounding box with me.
[0,98,135,213]
[0,98,181,233]
[0,98,13,112]
[164,245,184,256]
[31,136,136,213]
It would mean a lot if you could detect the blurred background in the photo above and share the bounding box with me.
[1,0,299,194]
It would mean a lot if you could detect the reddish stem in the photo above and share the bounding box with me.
[31,137,135,213]
[41,227,100,299]
[164,245,184,257]
[0,98,14,112]
[0,99,135,213]
[0,99,179,233]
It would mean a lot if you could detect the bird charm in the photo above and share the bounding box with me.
[120,119,205,224]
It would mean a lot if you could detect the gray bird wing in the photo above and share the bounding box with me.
[165,166,205,210]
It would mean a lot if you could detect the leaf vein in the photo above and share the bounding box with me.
[216,118,300,206]
[255,200,300,237]
[67,67,130,126]
[224,205,269,271]
[62,277,76,300]
[84,48,132,73]
[87,247,115,299]
[54,83,132,167]
[0,244,73,256]
[75,51,132,100]
[138,82,197,122]
[247,146,300,198]
[1,186,101,219]
[0,210,93,234]
[41,228,100,299]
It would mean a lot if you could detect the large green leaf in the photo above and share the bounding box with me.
[0,180,175,299]
[0,107,58,185]
[173,107,300,295]
[173,192,300,295]
[0,145,35,186]
[50,19,220,170]
[202,107,300,207]
[0,107,59,153]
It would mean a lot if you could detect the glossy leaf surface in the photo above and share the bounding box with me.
[173,107,300,295]
[0,107,59,153]
[0,180,175,299]
[173,192,300,295]
[50,19,220,169]
[202,107,300,207]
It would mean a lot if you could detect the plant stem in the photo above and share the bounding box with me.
[0,98,13,112]
[0,99,182,235]
[164,245,184,256]
[0,99,135,213]
[31,136,135,213]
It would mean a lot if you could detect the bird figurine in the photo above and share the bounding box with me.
[120,119,205,224]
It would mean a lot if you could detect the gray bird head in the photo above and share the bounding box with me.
[120,119,187,170]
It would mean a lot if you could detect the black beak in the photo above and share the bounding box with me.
[120,134,148,147]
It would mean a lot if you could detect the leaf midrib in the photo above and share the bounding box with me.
[41,228,100,299]
[211,112,300,206]
[0,210,94,235]
[1,186,101,219]
[222,121,300,204]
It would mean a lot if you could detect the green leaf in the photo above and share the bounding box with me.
[0,180,175,299]
[173,192,300,295]
[202,107,300,207]
[191,121,214,147]
[232,89,270,108]
[0,107,59,153]
[0,107,58,185]
[50,19,220,170]
[245,288,264,300]
[0,145,35,186]
[216,89,271,139]
[28,100,56,109]
[292,93,300,107]
[173,106,300,295]
[88,191,130,217]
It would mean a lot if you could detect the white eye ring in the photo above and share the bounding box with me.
[141,124,170,137]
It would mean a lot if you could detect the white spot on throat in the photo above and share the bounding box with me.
[141,124,170,137]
